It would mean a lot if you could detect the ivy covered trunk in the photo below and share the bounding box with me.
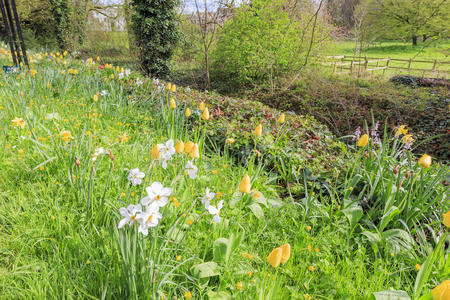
[49,0,73,50]
[131,0,180,77]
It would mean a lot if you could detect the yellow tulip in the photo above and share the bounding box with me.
[239,174,251,194]
[199,102,205,111]
[175,140,184,154]
[226,138,235,144]
[277,113,285,124]
[432,280,450,300]
[93,94,98,102]
[202,107,209,120]
[443,211,450,228]
[357,134,369,147]
[267,247,282,268]
[280,243,291,263]
[151,145,161,160]
[170,98,176,109]
[189,143,200,159]
[184,141,194,154]
[166,82,172,91]
[171,84,176,92]
[185,108,191,117]
[254,124,262,136]
[418,154,432,168]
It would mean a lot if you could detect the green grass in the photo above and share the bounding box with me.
[0,48,448,299]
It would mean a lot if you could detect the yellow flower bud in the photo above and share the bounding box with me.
[170,98,176,109]
[202,107,209,120]
[151,145,161,160]
[189,143,200,159]
[236,282,243,291]
[175,140,184,154]
[432,280,450,300]
[185,108,191,117]
[280,243,290,263]
[199,102,205,111]
[418,154,432,168]
[277,113,285,124]
[93,94,98,102]
[226,138,235,144]
[443,211,450,228]
[254,124,262,136]
[267,247,282,268]
[171,84,176,92]
[357,134,369,147]
[184,141,194,154]
[239,174,251,194]
[166,82,172,90]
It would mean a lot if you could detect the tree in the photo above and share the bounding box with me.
[326,0,360,32]
[360,0,449,45]
[131,0,180,77]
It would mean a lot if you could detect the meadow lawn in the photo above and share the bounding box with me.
[0,48,449,299]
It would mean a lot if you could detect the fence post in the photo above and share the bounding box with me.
[383,58,390,77]
[408,58,412,74]
[432,59,437,72]
[350,59,354,74]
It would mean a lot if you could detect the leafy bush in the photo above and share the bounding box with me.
[212,0,331,89]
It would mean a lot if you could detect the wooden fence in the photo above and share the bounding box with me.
[325,55,450,78]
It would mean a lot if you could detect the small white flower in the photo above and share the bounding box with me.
[158,140,175,160]
[125,69,131,76]
[118,72,124,79]
[207,200,224,224]
[92,147,105,161]
[136,202,162,235]
[141,181,172,207]
[202,187,215,209]
[185,160,198,179]
[45,112,60,121]
[128,168,145,186]
[136,78,143,86]
[153,78,159,85]
[100,90,108,96]
[118,204,142,228]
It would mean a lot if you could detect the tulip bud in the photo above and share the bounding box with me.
[280,243,290,263]
[277,113,285,124]
[166,82,172,91]
[432,280,450,300]
[239,174,251,194]
[365,151,370,158]
[443,211,450,228]
[189,143,200,159]
[170,98,176,109]
[175,140,184,154]
[405,171,410,179]
[393,165,399,175]
[418,154,432,168]
[93,93,99,102]
[185,108,191,117]
[109,151,115,161]
[199,102,205,111]
[254,124,262,136]
[357,134,369,147]
[151,145,161,160]
[184,141,194,154]
[171,84,176,92]
[267,247,282,268]
[75,156,81,166]
[202,107,209,120]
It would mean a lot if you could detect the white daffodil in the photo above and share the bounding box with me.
[45,112,60,121]
[118,204,142,228]
[207,200,224,224]
[141,181,172,208]
[100,90,108,96]
[125,69,131,76]
[128,168,145,186]
[202,187,215,209]
[118,72,124,79]
[185,160,198,179]
[136,202,162,236]
[157,140,175,169]
[153,78,159,85]
[92,147,106,161]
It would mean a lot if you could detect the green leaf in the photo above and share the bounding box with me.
[369,290,410,300]
[213,238,229,264]
[252,192,268,207]
[341,201,363,232]
[191,262,220,279]
[229,189,242,208]
[362,231,381,244]
[207,290,232,300]
[248,202,264,219]
[379,206,401,232]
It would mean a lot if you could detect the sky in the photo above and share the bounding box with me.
[97,0,232,13]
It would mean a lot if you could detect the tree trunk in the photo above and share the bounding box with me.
[423,34,427,42]
[412,35,418,46]
[204,49,211,90]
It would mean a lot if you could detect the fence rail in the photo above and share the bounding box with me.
[324,55,450,78]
